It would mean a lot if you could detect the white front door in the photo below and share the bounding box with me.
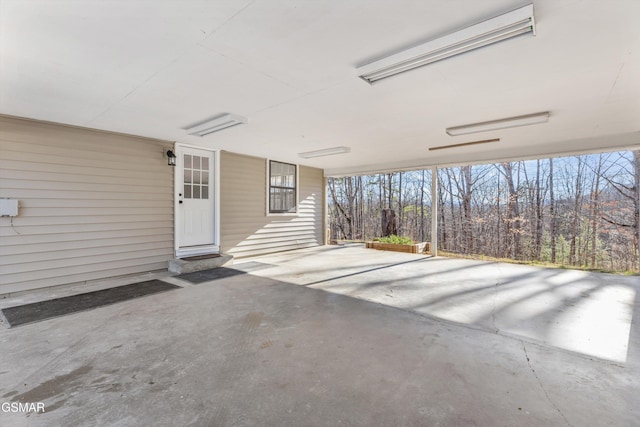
[176,146,217,256]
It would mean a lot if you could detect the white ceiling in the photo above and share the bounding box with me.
[1,0,639,176]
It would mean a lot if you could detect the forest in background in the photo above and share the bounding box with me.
[328,150,640,273]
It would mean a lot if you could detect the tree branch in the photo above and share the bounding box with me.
[601,215,633,228]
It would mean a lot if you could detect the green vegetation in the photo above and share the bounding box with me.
[373,235,414,245]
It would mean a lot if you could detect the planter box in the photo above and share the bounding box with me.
[366,241,431,254]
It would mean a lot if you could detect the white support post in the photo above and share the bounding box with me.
[323,176,329,245]
[431,167,438,256]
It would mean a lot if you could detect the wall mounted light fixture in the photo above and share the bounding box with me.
[166,149,177,166]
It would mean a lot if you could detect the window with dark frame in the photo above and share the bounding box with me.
[269,160,296,213]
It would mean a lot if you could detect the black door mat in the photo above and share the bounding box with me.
[0,280,180,328]
[177,267,246,284]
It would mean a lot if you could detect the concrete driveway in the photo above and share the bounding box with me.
[1,245,638,426]
[249,245,639,364]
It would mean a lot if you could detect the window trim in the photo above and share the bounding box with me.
[267,159,299,215]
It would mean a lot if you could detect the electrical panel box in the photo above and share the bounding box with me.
[0,199,19,217]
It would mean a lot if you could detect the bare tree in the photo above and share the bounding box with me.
[499,162,522,259]
[328,150,638,272]
[569,156,586,265]
[534,159,544,260]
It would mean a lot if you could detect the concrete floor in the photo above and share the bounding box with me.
[1,245,638,426]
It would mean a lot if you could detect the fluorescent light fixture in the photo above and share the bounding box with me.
[429,138,500,151]
[357,4,535,84]
[298,146,351,159]
[186,113,247,137]
[446,112,549,136]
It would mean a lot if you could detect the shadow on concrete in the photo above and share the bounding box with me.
[250,247,638,364]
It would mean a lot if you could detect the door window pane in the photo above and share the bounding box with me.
[182,152,213,201]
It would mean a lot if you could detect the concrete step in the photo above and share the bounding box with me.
[168,254,233,274]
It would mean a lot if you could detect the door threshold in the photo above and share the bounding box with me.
[180,254,221,261]
[175,245,220,258]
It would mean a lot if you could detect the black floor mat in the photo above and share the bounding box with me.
[177,267,246,284]
[0,280,180,328]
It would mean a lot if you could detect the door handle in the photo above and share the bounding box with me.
[178,193,183,204]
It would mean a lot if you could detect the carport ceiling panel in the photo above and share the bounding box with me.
[1,0,639,171]
[87,47,303,135]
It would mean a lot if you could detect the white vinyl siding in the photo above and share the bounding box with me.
[0,116,174,294]
[220,151,323,258]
